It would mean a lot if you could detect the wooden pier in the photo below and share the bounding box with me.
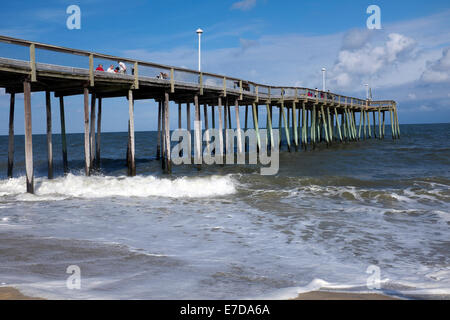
[0,35,400,193]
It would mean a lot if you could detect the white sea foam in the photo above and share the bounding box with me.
[0,174,237,200]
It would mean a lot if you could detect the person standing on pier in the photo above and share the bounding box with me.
[96,64,104,71]
[118,61,127,74]
[107,65,115,73]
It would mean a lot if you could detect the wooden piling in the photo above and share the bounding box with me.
[278,105,282,146]
[128,90,136,176]
[83,87,91,176]
[59,96,68,174]
[45,91,53,179]
[363,109,367,140]
[382,111,386,139]
[218,97,224,159]
[378,108,382,140]
[24,79,34,193]
[161,101,166,169]
[358,108,363,140]
[156,100,162,160]
[292,102,298,151]
[227,103,232,129]
[313,105,318,147]
[204,104,211,155]
[327,106,333,143]
[7,93,15,178]
[334,108,342,142]
[302,102,306,149]
[266,103,274,149]
[186,102,191,158]
[390,109,395,140]
[244,105,249,130]
[281,102,291,152]
[89,93,96,169]
[235,99,243,155]
[395,106,400,139]
[372,111,376,139]
[164,92,171,173]
[341,110,346,142]
[252,103,261,152]
[320,104,330,146]
[194,95,202,165]
[96,98,102,167]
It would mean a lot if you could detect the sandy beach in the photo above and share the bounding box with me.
[0,287,44,300]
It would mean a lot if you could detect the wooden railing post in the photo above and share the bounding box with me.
[133,62,139,89]
[89,53,94,87]
[223,77,227,97]
[199,72,203,95]
[239,80,243,100]
[29,43,36,82]
[170,68,174,93]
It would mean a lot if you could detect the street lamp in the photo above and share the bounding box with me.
[196,28,203,72]
[321,67,326,91]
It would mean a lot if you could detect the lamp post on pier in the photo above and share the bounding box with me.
[321,67,326,91]
[196,28,203,72]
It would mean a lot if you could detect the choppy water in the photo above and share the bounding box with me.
[0,123,449,299]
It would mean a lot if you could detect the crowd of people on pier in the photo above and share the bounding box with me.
[95,62,127,74]
[95,62,170,80]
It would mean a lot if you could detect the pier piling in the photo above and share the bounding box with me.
[83,87,91,176]
[59,96,69,174]
[7,93,15,178]
[45,91,53,179]
[23,79,34,193]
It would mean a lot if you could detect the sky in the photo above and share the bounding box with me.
[0,0,449,135]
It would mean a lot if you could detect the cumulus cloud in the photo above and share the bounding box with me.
[331,33,416,89]
[342,29,373,50]
[231,0,257,11]
[421,47,450,83]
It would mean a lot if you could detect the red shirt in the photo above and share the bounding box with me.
[96,66,104,71]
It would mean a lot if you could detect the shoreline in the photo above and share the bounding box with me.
[1,286,400,300]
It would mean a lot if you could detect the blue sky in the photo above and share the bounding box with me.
[0,0,450,134]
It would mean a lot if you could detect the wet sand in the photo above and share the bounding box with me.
[0,287,44,300]
[294,291,400,300]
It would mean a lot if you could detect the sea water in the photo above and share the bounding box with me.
[0,124,449,299]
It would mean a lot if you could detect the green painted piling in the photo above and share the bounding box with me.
[292,102,298,151]
[252,103,261,151]
[281,102,291,152]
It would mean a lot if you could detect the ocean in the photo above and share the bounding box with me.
[0,123,449,299]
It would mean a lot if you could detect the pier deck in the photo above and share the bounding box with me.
[0,35,400,193]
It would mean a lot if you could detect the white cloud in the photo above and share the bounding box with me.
[231,0,257,11]
[421,47,450,83]
[330,33,416,90]
[341,29,373,50]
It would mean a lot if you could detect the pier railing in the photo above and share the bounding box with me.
[0,35,393,108]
